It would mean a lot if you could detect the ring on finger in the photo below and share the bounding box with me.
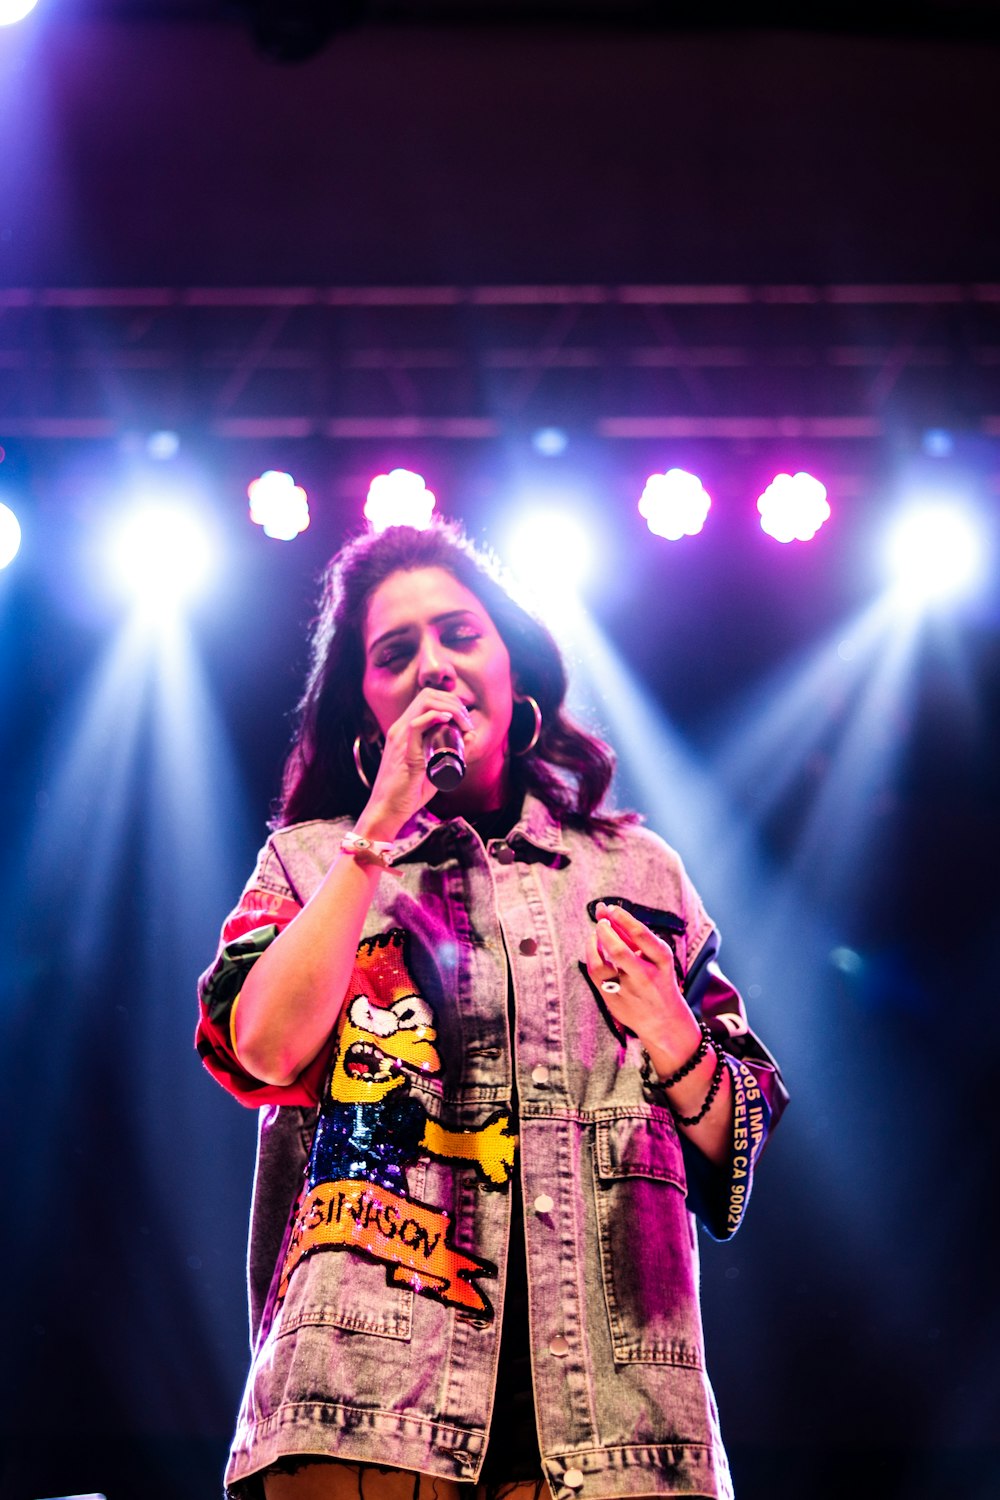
[600,976,622,995]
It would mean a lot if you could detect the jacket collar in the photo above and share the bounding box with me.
[390,792,568,864]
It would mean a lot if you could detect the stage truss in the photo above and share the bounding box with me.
[1,284,998,463]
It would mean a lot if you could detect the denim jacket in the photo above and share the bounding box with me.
[197,797,787,1500]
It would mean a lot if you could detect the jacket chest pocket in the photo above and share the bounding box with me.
[592,1112,704,1369]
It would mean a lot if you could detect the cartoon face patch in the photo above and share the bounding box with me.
[340,989,437,1092]
[277,929,517,1318]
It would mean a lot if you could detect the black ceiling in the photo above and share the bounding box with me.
[45,0,1000,36]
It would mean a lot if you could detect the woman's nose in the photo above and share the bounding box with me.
[416,638,456,688]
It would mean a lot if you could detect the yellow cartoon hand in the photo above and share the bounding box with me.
[477,1114,517,1185]
[421,1111,518,1185]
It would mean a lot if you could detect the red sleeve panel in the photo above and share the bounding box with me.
[195,887,329,1108]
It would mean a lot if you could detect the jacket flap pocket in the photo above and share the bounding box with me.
[595,1112,687,1194]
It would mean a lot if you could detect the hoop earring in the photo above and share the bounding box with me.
[512,694,542,756]
[352,734,381,790]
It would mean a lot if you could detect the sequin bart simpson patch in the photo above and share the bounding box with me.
[278,929,517,1318]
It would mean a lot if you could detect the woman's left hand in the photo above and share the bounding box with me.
[585,901,702,1071]
[586,901,733,1163]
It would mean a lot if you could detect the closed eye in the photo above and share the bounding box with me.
[374,640,414,670]
[374,626,481,671]
[441,624,481,648]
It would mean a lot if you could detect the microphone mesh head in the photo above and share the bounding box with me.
[427,750,464,792]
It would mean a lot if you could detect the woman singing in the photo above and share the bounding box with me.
[197,519,787,1500]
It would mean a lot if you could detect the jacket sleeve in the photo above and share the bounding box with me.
[195,841,331,1109]
[632,912,791,1242]
[663,927,789,1240]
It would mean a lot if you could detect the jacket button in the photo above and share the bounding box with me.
[549,1334,569,1357]
[493,842,516,865]
[519,937,537,955]
[530,1064,550,1086]
[533,1193,554,1215]
[563,1469,585,1490]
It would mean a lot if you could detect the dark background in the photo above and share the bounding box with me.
[1,6,998,1500]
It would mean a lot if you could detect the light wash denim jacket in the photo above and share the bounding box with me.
[197,797,787,1500]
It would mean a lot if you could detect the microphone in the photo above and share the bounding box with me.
[424,721,466,791]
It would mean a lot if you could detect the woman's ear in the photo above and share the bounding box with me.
[359,706,383,745]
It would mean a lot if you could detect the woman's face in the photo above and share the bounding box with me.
[361,566,514,810]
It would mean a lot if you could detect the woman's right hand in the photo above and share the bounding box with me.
[357,688,474,839]
[235,685,471,1088]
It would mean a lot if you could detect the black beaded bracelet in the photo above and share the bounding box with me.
[642,1022,712,1091]
[672,1046,727,1127]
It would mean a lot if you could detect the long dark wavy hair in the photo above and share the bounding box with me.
[275,521,632,836]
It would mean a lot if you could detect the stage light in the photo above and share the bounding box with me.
[0,501,22,569]
[757,472,830,543]
[247,470,310,541]
[532,427,569,457]
[147,430,181,462]
[0,0,39,24]
[506,507,592,605]
[638,469,711,540]
[830,946,864,977]
[364,469,436,533]
[885,501,984,604]
[921,428,954,459]
[108,502,214,610]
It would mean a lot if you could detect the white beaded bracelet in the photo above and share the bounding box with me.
[339,832,396,869]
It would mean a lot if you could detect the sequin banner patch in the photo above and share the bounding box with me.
[278,1177,498,1315]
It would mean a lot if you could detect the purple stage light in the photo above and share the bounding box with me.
[247,470,310,541]
[364,468,436,533]
[757,472,830,542]
[638,469,711,540]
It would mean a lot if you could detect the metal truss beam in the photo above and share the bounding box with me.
[1,283,998,442]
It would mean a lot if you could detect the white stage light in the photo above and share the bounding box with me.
[507,506,593,606]
[757,472,830,543]
[0,501,22,569]
[364,469,436,533]
[639,469,711,540]
[886,501,984,604]
[109,502,214,610]
[0,0,39,24]
[248,470,310,541]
